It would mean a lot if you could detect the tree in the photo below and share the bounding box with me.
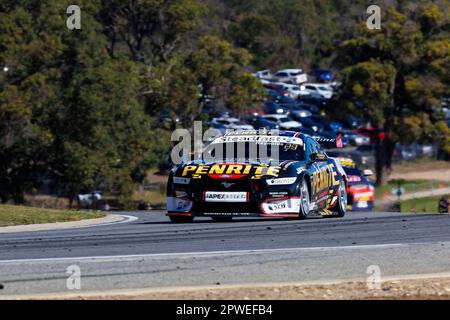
[0,1,154,206]
[337,4,449,185]
[227,14,291,68]
[186,35,265,115]
[140,55,200,125]
[99,0,204,62]
[0,0,64,202]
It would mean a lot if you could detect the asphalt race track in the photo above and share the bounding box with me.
[1,211,450,296]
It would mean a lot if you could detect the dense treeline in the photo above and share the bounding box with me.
[0,0,448,205]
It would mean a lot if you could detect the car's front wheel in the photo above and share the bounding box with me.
[335,179,347,217]
[299,179,311,219]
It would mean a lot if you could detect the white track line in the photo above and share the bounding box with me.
[97,214,138,227]
[0,242,417,264]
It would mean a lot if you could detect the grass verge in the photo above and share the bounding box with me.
[376,179,449,198]
[0,204,105,227]
[400,195,449,213]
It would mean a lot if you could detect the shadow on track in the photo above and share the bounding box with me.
[136,217,293,225]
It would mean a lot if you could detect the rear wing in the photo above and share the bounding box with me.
[312,134,343,149]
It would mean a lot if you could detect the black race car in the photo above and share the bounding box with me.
[166,130,348,223]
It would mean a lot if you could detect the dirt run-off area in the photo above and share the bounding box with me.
[11,274,450,300]
[390,160,450,182]
[390,169,450,182]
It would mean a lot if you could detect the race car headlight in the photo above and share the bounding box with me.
[266,177,297,185]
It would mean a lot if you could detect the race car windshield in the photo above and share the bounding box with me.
[342,166,361,176]
[204,142,304,163]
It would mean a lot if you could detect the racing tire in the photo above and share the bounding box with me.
[334,179,347,218]
[298,178,311,219]
[211,216,233,223]
[169,216,194,223]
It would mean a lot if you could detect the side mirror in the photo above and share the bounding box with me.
[309,152,327,162]
[363,169,374,177]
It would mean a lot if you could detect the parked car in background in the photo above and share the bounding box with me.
[253,69,273,80]
[289,114,322,132]
[308,114,343,133]
[341,130,371,146]
[288,105,312,119]
[303,83,334,99]
[251,116,280,130]
[261,114,303,130]
[273,69,308,84]
[336,158,375,212]
[341,115,364,130]
[353,127,384,144]
[210,117,254,130]
[264,102,290,115]
[313,69,335,82]
[298,94,329,108]
[265,86,291,98]
[270,93,300,105]
[295,101,320,113]
[274,83,310,99]
[394,143,438,161]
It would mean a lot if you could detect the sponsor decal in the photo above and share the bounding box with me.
[181,164,281,179]
[213,135,303,146]
[224,129,277,137]
[166,197,193,213]
[269,191,289,197]
[173,177,191,185]
[353,192,375,201]
[268,202,286,211]
[261,197,301,214]
[338,158,356,168]
[205,212,252,216]
[312,164,340,194]
[348,175,362,182]
[204,191,248,203]
[266,177,297,185]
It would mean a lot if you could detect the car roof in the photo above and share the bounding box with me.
[277,69,303,73]
[213,117,239,121]
[263,114,289,119]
